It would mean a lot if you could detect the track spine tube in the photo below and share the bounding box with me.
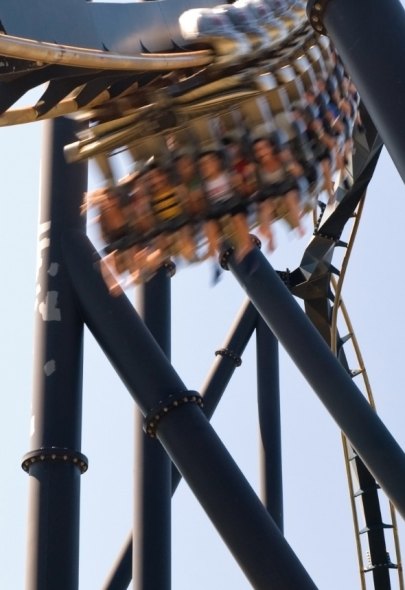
[63,232,318,590]
[24,118,87,590]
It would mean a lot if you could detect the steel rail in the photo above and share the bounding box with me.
[341,433,367,590]
[60,26,329,163]
[0,33,214,71]
[0,25,317,129]
[328,195,369,589]
[328,188,404,590]
[331,274,404,590]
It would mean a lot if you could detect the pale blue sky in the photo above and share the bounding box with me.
[1,3,405,589]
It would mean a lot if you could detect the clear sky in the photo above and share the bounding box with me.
[0,2,405,589]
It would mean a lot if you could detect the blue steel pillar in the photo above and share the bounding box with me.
[102,299,257,589]
[307,0,405,182]
[227,246,405,519]
[134,268,172,590]
[200,299,258,418]
[22,118,87,590]
[256,317,283,532]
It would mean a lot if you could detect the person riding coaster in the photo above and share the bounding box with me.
[143,161,197,263]
[98,174,166,291]
[197,147,255,262]
[86,60,360,288]
[251,133,304,250]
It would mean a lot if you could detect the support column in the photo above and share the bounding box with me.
[133,267,172,590]
[23,118,87,590]
[102,299,257,589]
[199,299,258,419]
[256,317,283,532]
[307,0,405,182]
[63,232,318,590]
[227,246,405,519]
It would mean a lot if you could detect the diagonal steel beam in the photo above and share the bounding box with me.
[228,246,405,520]
[102,298,258,589]
[63,231,318,590]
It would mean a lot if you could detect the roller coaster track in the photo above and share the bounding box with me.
[331,271,404,590]
[321,128,403,589]
[275,68,405,588]
[0,1,403,588]
[287,107,404,587]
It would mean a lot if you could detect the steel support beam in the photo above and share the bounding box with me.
[133,269,172,590]
[63,232,318,590]
[103,298,258,589]
[256,318,283,532]
[199,299,258,418]
[23,118,87,590]
[102,532,133,590]
[307,0,405,183]
[228,247,405,520]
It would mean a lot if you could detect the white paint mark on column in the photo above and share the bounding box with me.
[35,221,52,310]
[44,360,56,376]
[37,237,50,274]
[38,291,62,321]
[39,221,51,235]
[47,262,59,277]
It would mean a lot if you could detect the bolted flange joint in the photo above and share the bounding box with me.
[163,259,176,278]
[307,0,328,36]
[21,447,89,474]
[144,391,204,438]
[219,235,261,271]
[215,348,242,367]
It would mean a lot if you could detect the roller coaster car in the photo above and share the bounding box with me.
[80,26,360,285]
[0,0,358,286]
